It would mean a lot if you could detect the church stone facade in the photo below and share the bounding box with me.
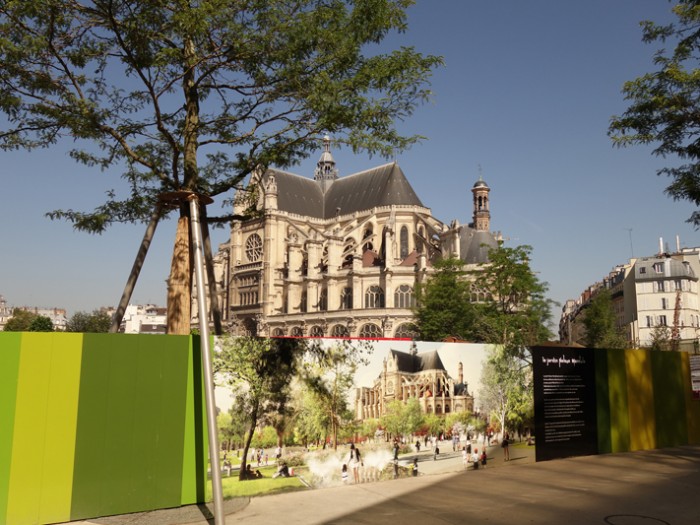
[355,345,474,421]
[223,137,501,338]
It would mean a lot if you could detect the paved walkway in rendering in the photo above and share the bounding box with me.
[72,444,700,525]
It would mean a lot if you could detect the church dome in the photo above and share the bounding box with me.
[473,178,489,189]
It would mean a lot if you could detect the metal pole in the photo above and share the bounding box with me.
[188,194,224,525]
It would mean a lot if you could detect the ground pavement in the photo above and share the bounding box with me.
[71,443,700,525]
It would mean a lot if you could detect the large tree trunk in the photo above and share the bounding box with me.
[166,208,192,334]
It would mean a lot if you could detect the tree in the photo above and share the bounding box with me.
[0,0,442,333]
[649,324,672,351]
[65,310,111,332]
[582,288,627,349]
[472,245,554,362]
[414,257,478,341]
[609,1,700,226]
[214,336,299,479]
[478,345,530,438]
[380,398,423,440]
[3,308,53,331]
[301,340,370,450]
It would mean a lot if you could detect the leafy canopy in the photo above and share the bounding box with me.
[0,0,443,232]
[609,0,700,226]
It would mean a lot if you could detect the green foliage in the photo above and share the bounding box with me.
[582,288,627,349]
[381,398,423,439]
[422,412,443,436]
[65,310,111,332]
[478,345,531,436]
[214,336,301,479]
[609,1,700,226]
[471,245,554,360]
[414,257,477,341]
[3,308,53,331]
[0,0,442,232]
[649,324,673,351]
[251,426,278,449]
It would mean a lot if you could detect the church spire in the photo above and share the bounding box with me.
[314,135,339,193]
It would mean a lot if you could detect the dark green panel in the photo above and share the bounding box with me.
[607,349,631,452]
[71,334,193,521]
[594,348,612,454]
[651,351,687,447]
[0,333,22,525]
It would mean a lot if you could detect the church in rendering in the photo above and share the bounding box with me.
[355,344,474,421]
[221,136,502,338]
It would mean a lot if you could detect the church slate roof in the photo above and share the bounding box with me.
[459,228,499,265]
[391,349,446,373]
[265,162,423,219]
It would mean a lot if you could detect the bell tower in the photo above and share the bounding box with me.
[471,175,490,232]
[314,135,339,193]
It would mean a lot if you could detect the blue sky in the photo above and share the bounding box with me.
[2,0,696,331]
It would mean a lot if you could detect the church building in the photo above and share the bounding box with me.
[223,136,501,338]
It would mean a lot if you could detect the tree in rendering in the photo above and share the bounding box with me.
[610,0,700,226]
[0,0,442,332]
[582,288,627,349]
[65,310,111,332]
[3,308,53,331]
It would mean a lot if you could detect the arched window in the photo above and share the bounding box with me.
[340,287,353,309]
[300,291,307,313]
[291,326,303,337]
[394,285,415,309]
[359,323,382,338]
[272,328,285,337]
[394,323,418,339]
[331,324,349,338]
[242,318,257,337]
[435,404,442,415]
[364,285,385,308]
[362,226,374,252]
[245,233,263,262]
[309,325,324,337]
[400,226,409,259]
[342,237,356,268]
[318,288,328,311]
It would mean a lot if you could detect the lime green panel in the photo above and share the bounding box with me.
[6,333,82,525]
[0,333,22,525]
[71,334,191,520]
[626,349,656,451]
[594,348,612,454]
[681,354,700,444]
[607,350,631,452]
[650,351,687,447]
[181,336,208,505]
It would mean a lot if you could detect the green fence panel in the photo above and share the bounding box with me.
[606,349,631,452]
[595,348,612,454]
[651,351,688,448]
[70,334,193,520]
[0,333,21,525]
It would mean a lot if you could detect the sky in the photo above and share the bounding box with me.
[2,0,698,331]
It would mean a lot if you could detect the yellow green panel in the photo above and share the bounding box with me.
[681,354,700,444]
[625,349,656,451]
[6,334,83,525]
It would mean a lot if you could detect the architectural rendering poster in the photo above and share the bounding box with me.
[532,346,598,462]
[691,355,700,400]
[215,337,489,425]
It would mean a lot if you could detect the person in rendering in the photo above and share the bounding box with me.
[273,462,290,478]
[481,449,488,468]
[341,463,349,484]
[348,443,362,484]
[394,440,400,460]
[412,457,419,476]
[502,433,510,461]
[471,448,480,470]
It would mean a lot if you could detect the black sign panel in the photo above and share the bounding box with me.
[532,346,598,462]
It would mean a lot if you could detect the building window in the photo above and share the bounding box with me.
[309,325,324,337]
[245,233,263,262]
[362,226,374,252]
[340,287,353,309]
[331,324,349,337]
[639,267,646,274]
[646,316,653,327]
[653,262,664,273]
[359,323,382,338]
[272,328,285,337]
[342,237,356,268]
[291,326,303,337]
[658,315,667,326]
[662,298,668,309]
[654,281,665,292]
[400,226,409,259]
[300,292,307,313]
[318,288,328,311]
[395,323,418,339]
[394,285,415,309]
[364,285,385,308]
